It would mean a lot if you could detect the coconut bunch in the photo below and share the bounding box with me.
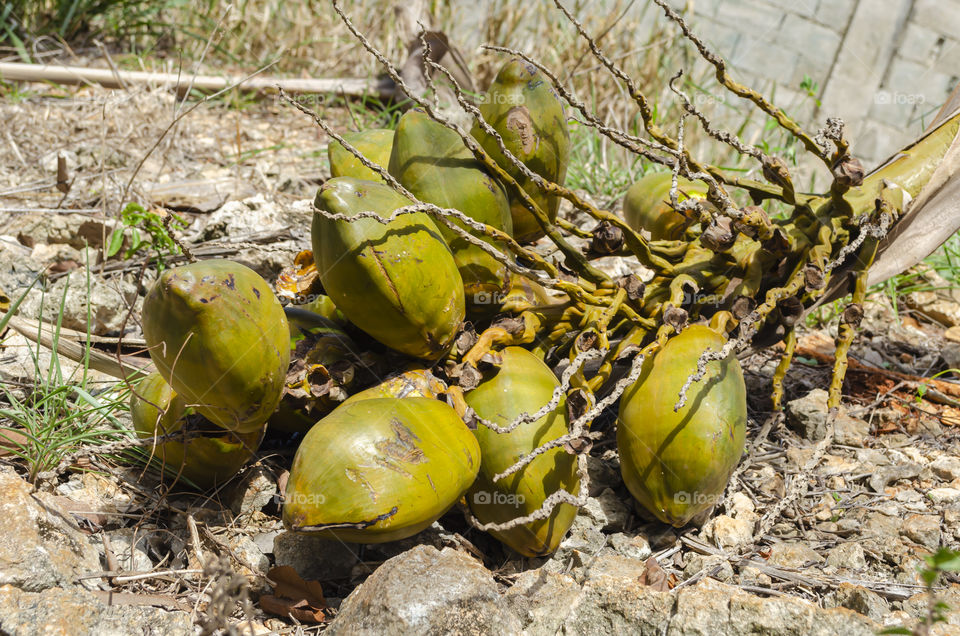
[133,0,960,556]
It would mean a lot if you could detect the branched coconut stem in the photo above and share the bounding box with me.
[468,348,604,435]
[330,0,609,284]
[421,43,676,275]
[669,71,766,163]
[650,0,831,168]
[493,345,650,482]
[466,453,591,531]
[771,328,796,411]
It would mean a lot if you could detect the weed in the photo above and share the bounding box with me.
[881,548,960,635]
[0,269,135,483]
[105,202,187,269]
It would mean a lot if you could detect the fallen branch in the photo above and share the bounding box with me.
[0,61,394,98]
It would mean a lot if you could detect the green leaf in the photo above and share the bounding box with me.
[879,628,914,635]
[105,228,125,258]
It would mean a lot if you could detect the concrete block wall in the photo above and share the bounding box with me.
[676,0,958,168]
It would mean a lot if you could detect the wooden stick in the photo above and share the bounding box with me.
[0,61,395,98]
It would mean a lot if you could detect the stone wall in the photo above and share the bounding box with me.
[678,0,958,167]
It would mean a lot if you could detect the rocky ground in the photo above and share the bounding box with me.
[2,84,960,635]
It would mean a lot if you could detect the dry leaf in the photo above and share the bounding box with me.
[0,429,29,457]
[260,565,329,624]
[276,250,321,302]
[637,557,671,591]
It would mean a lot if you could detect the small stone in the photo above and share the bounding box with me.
[607,533,652,561]
[927,488,960,505]
[549,516,607,571]
[930,456,960,482]
[738,565,772,587]
[786,388,829,440]
[729,492,756,519]
[225,466,278,517]
[229,535,270,581]
[17,270,140,336]
[502,569,579,634]
[580,488,631,532]
[585,553,648,582]
[827,583,890,622]
[835,413,870,447]
[101,528,153,573]
[326,546,519,635]
[767,542,824,568]
[701,514,754,549]
[826,542,867,570]
[945,509,960,539]
[683,554,734,582]
[273,531,358,582]
[900,514,942,549]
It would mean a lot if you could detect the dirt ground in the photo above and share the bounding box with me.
[2,80,960,633]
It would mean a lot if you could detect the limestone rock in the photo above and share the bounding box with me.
[0,585,191,635]
[326,545,519,635]
[767,542,824,569]
[825,542,867,570]
[0,470,101,591]
[900,514,942,549]
[272,531,358,582]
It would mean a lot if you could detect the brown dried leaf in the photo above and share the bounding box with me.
[276,250,321,302]
[261,566,328,624]
[0,429,29,457]
[638,557,671,591]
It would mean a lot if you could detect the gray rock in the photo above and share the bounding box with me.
[580,488,631,532]
[927,488,960,505]
[835,413,871,447]
[900,514,942,549]
[547,516,607,573]
[826,584,891,622]
[825,542,867,570]
[229,535,270,579]
[701,514,754,549]
[682,553,734,583]
[0,240,44,293]
[767,542,824,569]
[17,269,140,336]
[930,456,960,482]
[326,545,520,635]
[607,533,651,561]
[502,569,580,635]
[563,560,673,635]
[738,565,772,587]
[100,528,153,572]
[0,470,101,591]
[785,390,870,445]
[225,465,277,517]
[272,531,359,582]
[676,579,879,635]
[583,553,648,582]
[0,585,191,635]
[786,389,830,440]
